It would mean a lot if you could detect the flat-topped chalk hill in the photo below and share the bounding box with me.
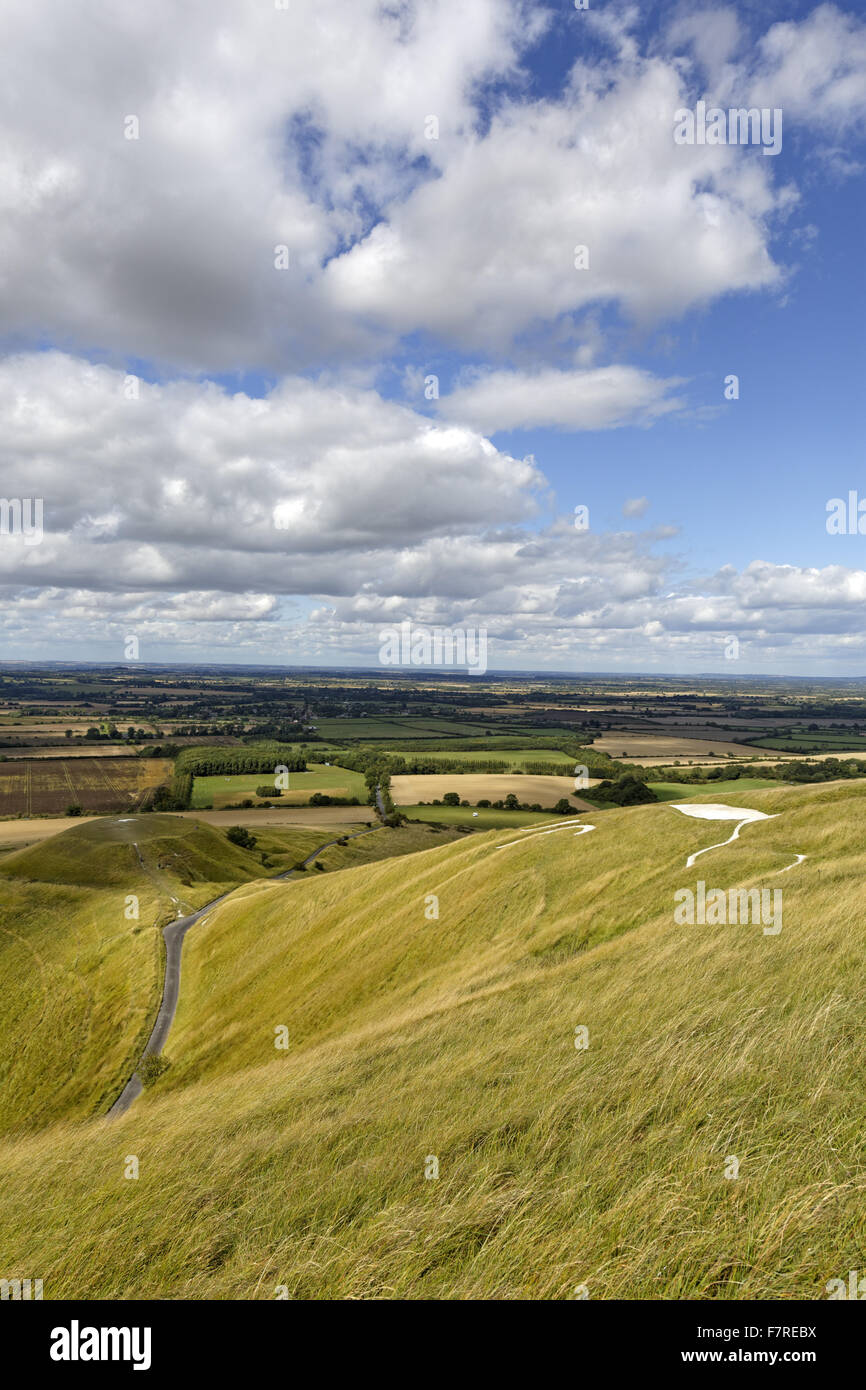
[0,783,863,1298]
[0,812,271,890]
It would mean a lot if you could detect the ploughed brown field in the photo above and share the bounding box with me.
[589,733,761,761]
[0,758,173,816]
[0,720,98,732]
[0,744,135,759]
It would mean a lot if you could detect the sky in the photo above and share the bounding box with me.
[0,0,865,674]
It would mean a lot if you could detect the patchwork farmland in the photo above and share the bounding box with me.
[0,757,173,816]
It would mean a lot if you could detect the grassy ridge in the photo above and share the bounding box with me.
[305,822,461,871]
[0,816,461,1133]
[648,777,782,801]
[0,781,862,1296]
[0,816,321,1130]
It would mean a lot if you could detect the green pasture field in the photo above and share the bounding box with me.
[191,763,367,809]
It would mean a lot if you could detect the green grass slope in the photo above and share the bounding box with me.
[0,815,329,1132]
[0,813,270,892]
[0,783,863,1297]
[648,777,782,801]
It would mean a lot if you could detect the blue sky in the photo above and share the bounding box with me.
[1,0,865,672]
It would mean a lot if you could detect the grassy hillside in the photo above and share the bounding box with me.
[307,822,461,871]
[0,816,335,1131]
[0,816,460,1134]
[0,815,282,1132]
[648,777,782,801]
[0,783,863,1297]
[0,872,164,1131]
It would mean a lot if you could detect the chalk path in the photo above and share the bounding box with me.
[494,819,596,850]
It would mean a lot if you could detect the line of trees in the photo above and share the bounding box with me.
[159,743,310,809]
[641,757,866,786]
[174,744,308,778]
[334,738,624,780]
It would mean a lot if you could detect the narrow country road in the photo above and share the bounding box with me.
[106,826,378,1119]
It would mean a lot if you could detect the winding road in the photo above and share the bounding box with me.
[106,826,377,1119]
